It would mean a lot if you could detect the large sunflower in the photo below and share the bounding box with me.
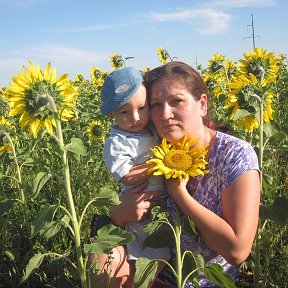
[87,120,105,141]
[239,48,280,84]
[147,135,208,181]
[7,61,77,137]
[225,74,276,133]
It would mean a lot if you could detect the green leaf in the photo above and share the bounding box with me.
[30,204,59,237]
[204,263,236,288]
[84,224,135,254]
[183,216,198,236]
[151,206,169,221]
[134,258,159,288]
[31,172,52,199]
[65,137,87,156]
[22,157,34,167]
[93,188,121,208]
[143,225,172,249]
[143,206,169,234]
[232,109,251,121]
[182,252,204,283]
[0,199,16,218]
[261,172,274,196]
[263,123,279,138]
[260,197,288,226]
[21,253,46,283]
[41,215,70,239]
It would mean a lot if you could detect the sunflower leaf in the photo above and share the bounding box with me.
[31,171,52,199]
[22,157,34,167]
[40,215,70,239]
[263,123,279,138]
[93,187,121,208]
[65,138,87,156]
[182,251,204,283]
[30,204,60,237]
[183,216,199,237]
[143,225,172,249]
[21,253,46,283]
[143,206,169,233]
[84,224,135,254]
[134,258,159,288]
[232,109,251,120]
[204,263,236,288]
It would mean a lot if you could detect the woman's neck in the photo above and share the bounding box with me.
[202,126,216,156]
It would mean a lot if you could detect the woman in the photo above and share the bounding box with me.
[92,61,260,287]
[144,61,260,287]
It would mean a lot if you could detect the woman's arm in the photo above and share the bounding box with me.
[120,163,154,186]
[165,170,260,265]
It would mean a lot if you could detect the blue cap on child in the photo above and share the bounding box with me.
[100,67,143,115]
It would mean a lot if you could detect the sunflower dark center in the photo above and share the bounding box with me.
[92,125,103,136]
[163,150,192,171]
[93,69,101,78]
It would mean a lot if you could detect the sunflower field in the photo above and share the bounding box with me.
[0,48,287,287]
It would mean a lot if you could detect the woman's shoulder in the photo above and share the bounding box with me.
[215,131,253,149]
[211,131,258,163]
[210,131,259,188]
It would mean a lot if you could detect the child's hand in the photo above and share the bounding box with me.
[120,163,154,186]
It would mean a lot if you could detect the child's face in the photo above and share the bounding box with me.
[110,84,150,133]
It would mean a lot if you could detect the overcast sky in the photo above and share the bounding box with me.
[0,0,287,87]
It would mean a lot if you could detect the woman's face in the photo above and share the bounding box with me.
[149,79,207,142]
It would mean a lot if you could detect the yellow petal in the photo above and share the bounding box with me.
[44,118,54,135]
[30,119,41,137]
[43,63,51,80]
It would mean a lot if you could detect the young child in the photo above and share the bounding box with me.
[100,67,170,261]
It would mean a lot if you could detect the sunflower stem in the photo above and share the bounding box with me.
[254,93,264,288]
[175,206,183,288]
[46,95,87,288]
[5,133,32,248]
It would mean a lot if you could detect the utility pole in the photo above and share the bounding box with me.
[243,14,260,49]
[251,14,256,48]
